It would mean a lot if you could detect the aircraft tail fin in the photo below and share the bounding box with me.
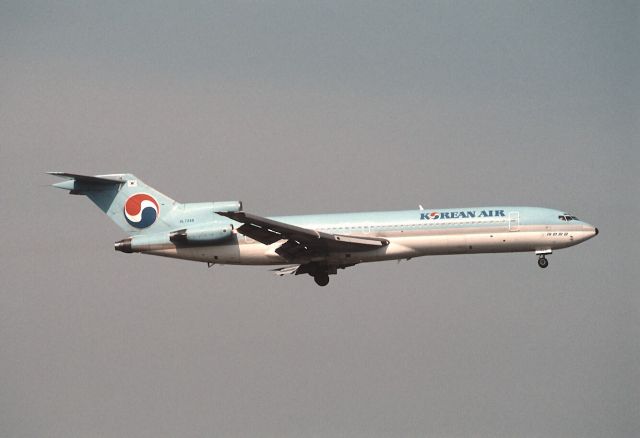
[48,172,179,235]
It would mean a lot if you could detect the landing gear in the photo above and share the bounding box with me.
[537,256,549,268]
[535,249,552,269]
[313,273,330,286]
[295,262,333,286]
[296,262,353,286]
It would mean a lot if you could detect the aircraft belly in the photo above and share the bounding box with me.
[347,230,558,263]
[144,242,282,265]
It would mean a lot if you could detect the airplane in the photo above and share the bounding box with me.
[49,172,598,286]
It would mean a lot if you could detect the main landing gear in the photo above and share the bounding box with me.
[313,273,330,286]
[295,262,354,286]
[294,262,332,286]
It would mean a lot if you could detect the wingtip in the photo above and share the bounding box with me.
[47,171,72,178]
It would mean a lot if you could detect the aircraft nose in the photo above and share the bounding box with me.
[580,223,598,240]
[585,224,598,238]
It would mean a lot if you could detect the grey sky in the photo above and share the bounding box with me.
[1,1,638,437]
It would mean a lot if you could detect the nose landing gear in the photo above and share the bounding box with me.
[537,255,549,268]
[535,249,552,269]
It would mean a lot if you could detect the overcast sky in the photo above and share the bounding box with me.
[1,1,638,437]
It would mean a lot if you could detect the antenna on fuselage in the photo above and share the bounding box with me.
[419,205,424,210]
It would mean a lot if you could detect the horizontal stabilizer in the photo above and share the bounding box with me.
[47,172,126,185]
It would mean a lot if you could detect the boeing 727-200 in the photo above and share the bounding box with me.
[50,172,598,286]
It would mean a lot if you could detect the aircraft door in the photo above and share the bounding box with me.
[508,211,520,231]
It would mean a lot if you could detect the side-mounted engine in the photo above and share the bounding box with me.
[169,224,234,244]
[115,224,235,253]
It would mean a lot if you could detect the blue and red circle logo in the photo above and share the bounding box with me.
[428,212,440,219]
[124,193,159,229]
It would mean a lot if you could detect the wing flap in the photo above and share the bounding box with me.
[221,212,321,241]
[237,223,284,245]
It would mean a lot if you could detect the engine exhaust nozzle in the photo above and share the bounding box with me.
[114,238,133,253]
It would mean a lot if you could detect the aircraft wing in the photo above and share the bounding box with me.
[218,211,389,260]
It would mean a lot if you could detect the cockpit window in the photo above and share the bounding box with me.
[558,214,579,221]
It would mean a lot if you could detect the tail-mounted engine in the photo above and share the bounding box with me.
[169,224,234,244]
[115,224,234,253]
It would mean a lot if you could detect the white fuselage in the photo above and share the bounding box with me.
[144,207,598,267]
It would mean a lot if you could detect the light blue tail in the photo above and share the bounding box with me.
[49,172,179,235]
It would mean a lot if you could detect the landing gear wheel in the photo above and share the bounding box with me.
[314,274,330,286]
[538,256,549,269]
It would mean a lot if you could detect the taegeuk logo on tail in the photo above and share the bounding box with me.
[124,193,159,228]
